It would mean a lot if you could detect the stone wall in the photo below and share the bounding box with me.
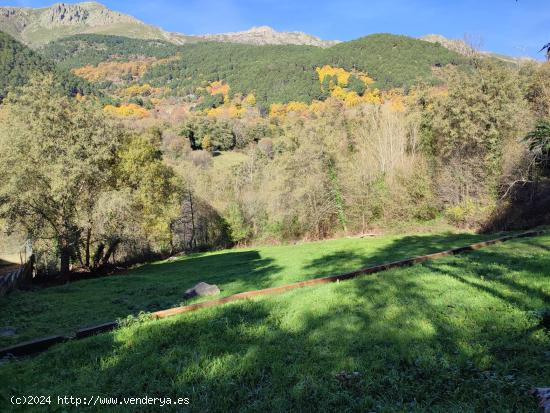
[0,255,34,297]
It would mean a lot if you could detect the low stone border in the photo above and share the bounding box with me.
[0,229,546,358]
[0,335,68,357]
[75,321,119,339]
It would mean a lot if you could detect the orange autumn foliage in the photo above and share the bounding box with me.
[207,81,230,97]
[73,60,151,82]
[72,56,180,83]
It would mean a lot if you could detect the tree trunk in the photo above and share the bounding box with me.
[59,245,71,281]
[187,190,196,251]
[93,243,105,269]
[85,228,92,268]
[102,239,120,266]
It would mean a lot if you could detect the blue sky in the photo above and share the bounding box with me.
[3,0,549,59]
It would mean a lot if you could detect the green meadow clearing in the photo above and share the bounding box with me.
[0,231,548,412]
[0,231,495,347]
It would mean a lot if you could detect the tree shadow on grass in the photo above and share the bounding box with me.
[302,232,494,279]
[0,250,283,347]
[0,232,492,347]
[2,234,547,412]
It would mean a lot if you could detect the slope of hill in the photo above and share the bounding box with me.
[0,233,547,411]
[0,231,492,347]
[329,34,465,89]
[0,30,50,99]
[420,34,475,56]
[421,34,536,64]
[38,33,465,106]
[198,25,339,48]
[0,30,95,100]
[141,33,465,105]
[40,33,183,69]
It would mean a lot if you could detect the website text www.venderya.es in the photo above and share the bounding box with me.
[10,395,190,408]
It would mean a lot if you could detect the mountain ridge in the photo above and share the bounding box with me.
[0,2,177,46]
[420,33,535,64]
[0,1,338,48]
[197,25,339,48]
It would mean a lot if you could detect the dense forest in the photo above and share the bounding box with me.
[0,31,95,101]
[1,28,549,278]
[0,31,47,100]
[40,34,184,69]
[40,33,466,106]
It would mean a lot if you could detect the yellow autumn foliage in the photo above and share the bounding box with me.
[383,90,407,112]
[103,103,150,118]
[244,93,257,107]
[362,90,382,105]
[118,84,155,97]
[206,104,245,119]
[229,105,244,118]
[269,101,310,119]
[316,65,351,87]
[285,101,309,113]
[202,135,212,150]
[331,86,348,99]
[309,100,326,114]
[269,103,287,119]
[359,74,375,86]
[207,106,224,118]
[343,91,362,107]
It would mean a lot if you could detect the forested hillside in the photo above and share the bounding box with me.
[0,31,95,100]
[41,33,466,105]
[0,31,48,100]
[40,34,184,69]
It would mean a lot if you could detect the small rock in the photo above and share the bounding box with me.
[531,388,550,413]
[0,327,17,337]
[184,282,220,299]
[335,371,362,386]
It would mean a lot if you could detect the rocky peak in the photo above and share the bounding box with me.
[248,26,276,33]
[0,1,339,48]
[38,2,137,27]
[200,25,339,48]
[420,34,475,56]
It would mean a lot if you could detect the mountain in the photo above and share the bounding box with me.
[420,34,535,64]
[0,2,338,48]
[420,34,475,56]
[38,32,465,105]
[0,2,191,47]
[198,26,339,48]
[142,34,466,105]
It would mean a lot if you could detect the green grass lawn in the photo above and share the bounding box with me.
[0,233,548,412]
[0,231,497,347]
[0,232,550,413]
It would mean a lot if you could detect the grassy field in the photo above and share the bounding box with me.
[0,231,496,347]
[0,232,548,411]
